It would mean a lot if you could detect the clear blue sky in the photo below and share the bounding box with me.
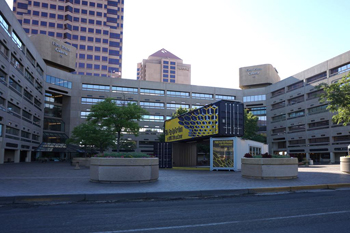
[5,0,350,89]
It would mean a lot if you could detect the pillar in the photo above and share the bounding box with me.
[14,150,20,163]
[330,152,335,164]
[0,148,4,164]
[25,151,31,162]
[306,153,310,160]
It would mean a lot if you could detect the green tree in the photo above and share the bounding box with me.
[317,72,350,125]
[119,140,137,151]
[171,106,193,118]
[87,98,148,152]
[66,121,115,155]
[243,109,266,143]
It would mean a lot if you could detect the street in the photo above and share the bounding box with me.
[1,190,350,233]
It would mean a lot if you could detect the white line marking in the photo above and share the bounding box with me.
[93,210,350,233]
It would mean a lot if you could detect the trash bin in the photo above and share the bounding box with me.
[309,159,313,165]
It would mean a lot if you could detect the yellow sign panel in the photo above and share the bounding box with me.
[165,105,219,142]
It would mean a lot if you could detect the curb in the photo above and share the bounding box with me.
[1,183,350,205]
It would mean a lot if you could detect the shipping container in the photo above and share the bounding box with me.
[165,100,244,142]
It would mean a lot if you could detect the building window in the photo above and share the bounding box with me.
[167,91,190,98]
[306,72,327,84]
[243,95,266,102]
[307,89,324,100]
[287,81,304,92]
[81,98,104,105]
[330,62,350,77]
[192,93,213,99]
[271,114,286,122]
[249,146,261,156]
[166,103,190,110]
[9,78,22,94]
[140,102,165,109]
[81,111,91,118]
[10,55,24,74]
[288,125,305,132]
[140,89,165,96]
[6,126,19,136]
[0,42,9,59]
[8,102,21,115]
[288,110,305,118]
[46,75,72,89]
[215,95,235,100]
[308,104,328,115]
[271,101,285,110]
[44,103,62,118]
[113,100,138,106]
[11,31,23,51]
[287,95,304,105]
[112,86,138,94]
[82,84,109,92]
[141,115,164,122]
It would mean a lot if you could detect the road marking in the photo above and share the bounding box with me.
[93,210,350,233]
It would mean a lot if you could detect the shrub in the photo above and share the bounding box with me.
[95,152,154,158]
[262,152,272,158]
[244,153,253,158]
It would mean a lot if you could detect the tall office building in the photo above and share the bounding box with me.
[137,49,191,84]
[13,0,124,77]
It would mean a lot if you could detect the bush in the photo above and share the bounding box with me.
[95,152,154,158]
[262,152,272,158]
[244,153,253,158]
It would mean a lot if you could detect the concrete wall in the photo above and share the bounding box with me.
[239,64,280,89]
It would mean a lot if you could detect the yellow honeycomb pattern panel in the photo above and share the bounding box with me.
[178,104,219,139]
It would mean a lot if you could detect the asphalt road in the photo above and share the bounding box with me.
[1,190,350,233]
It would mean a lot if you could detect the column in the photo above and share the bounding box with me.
[25,151,31,162]
[306,153,310,160]
[14,150,20,163]
[330,152,335,164]
[0,148,4,164]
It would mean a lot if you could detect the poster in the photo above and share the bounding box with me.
[212,140,234,168]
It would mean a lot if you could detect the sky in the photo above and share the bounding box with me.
[5,0,350,89]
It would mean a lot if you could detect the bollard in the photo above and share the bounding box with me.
[75,162,80,170]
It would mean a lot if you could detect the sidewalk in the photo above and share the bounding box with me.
[1,162,350,204]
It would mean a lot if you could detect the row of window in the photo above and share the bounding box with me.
[271,104,328,122]
[46,75,72,89]
[83,85,236,100]
[0,14,44,77]
[243,95,266,102]
[0,97,41,126]
[272,121,332,136]
[80,98,198,110]
[271,63,350,98]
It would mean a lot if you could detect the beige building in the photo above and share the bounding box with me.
[137,49,191,84]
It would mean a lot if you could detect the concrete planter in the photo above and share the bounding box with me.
[340,157,350,173]
[72,157,91,168]
[90,157,159,183]
[241,158,298,179]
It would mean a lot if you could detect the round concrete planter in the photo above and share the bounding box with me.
[241,158,298,179]
[72,157,90,168]
[90,157,159,183]
[340,157,350,173]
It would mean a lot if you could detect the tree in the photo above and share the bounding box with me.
[171,106,193,118]
[317,72,350,125]
[87,98,148,152]
[243,109,266,143]
[66,121,115,155]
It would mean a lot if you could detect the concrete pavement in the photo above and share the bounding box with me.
[1,162,350,204]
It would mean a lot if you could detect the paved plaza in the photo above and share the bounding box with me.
[1,162,350,201]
